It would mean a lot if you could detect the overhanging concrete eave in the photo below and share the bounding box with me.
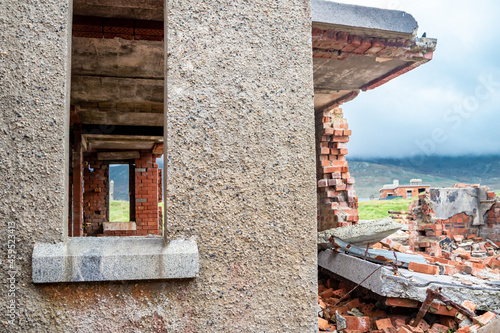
[311,0,419,39]
[311,1,437,111]
[312,21,415,41]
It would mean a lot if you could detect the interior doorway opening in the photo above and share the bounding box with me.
[109,163,131,222]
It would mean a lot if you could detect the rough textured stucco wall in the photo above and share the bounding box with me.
[0,0,72,330]
[0,0,317,331]
[165,0,317,331]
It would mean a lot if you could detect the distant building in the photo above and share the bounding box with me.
[380,179,430,199]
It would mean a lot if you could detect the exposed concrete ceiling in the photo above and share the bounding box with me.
[73,0,163,20]
[71,38,164,79]
[70,12,165,151]
[82,134,163,153]
[314,55,409,91]
[71,37,164,128]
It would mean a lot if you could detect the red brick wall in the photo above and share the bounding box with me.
[83,154,109,236]
[135,151,162,236]
[316,106,358,231]
[409,214,478,253]
[438,213,477,237]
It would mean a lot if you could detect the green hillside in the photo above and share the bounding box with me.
[348,155,500,199]
[107,155,500,201]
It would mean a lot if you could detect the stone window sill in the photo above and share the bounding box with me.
[103,221,137,231]
[32,237,199,283]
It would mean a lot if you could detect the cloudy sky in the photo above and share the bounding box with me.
[331,0,500,158]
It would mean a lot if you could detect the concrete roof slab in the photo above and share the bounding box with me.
[312,0,418,38]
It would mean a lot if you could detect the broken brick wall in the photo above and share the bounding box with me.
[83,153,109,236]
[316,105,358,231]
[482,201,500,241]
[439,213,478,238]
[407,187,500,251]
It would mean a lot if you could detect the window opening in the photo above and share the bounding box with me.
[109,163,130,222]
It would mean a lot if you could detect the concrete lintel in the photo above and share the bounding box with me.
[319,249,500,311]
[311,0,418,39]
[32,237,199,283]
[97,151,140,160]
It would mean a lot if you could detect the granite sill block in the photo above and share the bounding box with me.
[32,237,199,283]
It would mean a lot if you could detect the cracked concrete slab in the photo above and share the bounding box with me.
[318,249,500,311]
[318,217,403,249]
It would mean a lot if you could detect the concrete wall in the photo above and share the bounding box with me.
[0,0,317,332]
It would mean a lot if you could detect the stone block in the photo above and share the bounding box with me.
[33,237,198,283]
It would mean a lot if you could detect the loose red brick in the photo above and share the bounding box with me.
[408,262,439,275]
[398,327,412,333]
[385,298,418,308]
[429,303,458,317]
[461,300,477,312]
[440,317,458,329]
[430,323,450,333]
[375,318,394,330]
[473,311,496,327]
[443,265,458,275]
[491,258,500,269]
[483,256,494,267]
[318,317,329,331]
[393,318,407,328]
[416,319,430,332]
[320,288,334,298]
[344,316,370,332]
[331,288,347,298]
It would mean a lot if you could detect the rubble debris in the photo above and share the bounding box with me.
[318,273,500,332]
[318,184,500,331]
[411,288,476,329]
[318,217,403,249]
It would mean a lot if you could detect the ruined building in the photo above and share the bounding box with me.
[0,0,448,331]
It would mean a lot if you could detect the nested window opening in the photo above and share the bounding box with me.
[68,0,165,237]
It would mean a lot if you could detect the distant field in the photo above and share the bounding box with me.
[109,200,164,224]
[358,198,414,220]
[109,200,130,222]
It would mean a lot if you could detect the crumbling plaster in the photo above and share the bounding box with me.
[430,188,494,226]
[0,0,317,332]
